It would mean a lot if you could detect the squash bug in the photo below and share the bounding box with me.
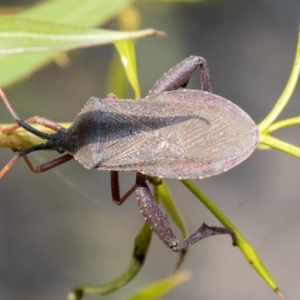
[0,56,259,251]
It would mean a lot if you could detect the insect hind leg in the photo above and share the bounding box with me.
[135,173,236,251]
[147,55,212,97]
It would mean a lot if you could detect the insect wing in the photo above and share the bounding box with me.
[96,90,259,179]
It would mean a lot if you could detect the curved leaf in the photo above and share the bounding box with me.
[0,0,147,87]
[121,270,191,300]
[0,17,164,54]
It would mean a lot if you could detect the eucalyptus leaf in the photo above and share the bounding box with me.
[0,17,164,54]
[0,0,153,87]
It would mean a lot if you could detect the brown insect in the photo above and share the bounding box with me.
[0,56,258,251]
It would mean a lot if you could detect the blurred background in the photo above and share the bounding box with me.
[0,1,300,299]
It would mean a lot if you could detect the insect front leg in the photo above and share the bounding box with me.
[22,154,74,173]
[147,55,211,97]
[0,152,74,179]
[136,173,235,252]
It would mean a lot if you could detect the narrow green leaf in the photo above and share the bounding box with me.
[181,179,281,296]
[121,270,191,300]
[267,116,300,133]
[0,17,163,55]
[18,0,134,25]
[115,40,141,98]
[258,22,300,132]
[0,0,143,87]
[259,134,300,158]
[106,51,128,98]
[158,181,188,238]
[158,181,189,269]
[69,223,152,299]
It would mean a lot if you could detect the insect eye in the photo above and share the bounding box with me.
[56,147,65,154]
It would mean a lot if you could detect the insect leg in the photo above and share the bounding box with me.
[111,173,162,205]
[172,223,236,252]
[147,55,211,97]
[0,87,64,133]
[136,173,235,252]
[111,171,136,205]
[23,154,74,173]
[135,173,178,249]
[0,153,74,179]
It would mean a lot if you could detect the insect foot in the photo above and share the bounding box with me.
[170,223,236,252]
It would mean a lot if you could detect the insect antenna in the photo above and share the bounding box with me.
[0,87,60,179]
[0,88,51,140]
